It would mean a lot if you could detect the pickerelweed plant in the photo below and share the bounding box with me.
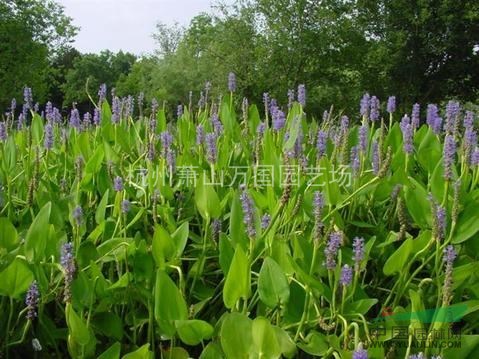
[0,81,478,359]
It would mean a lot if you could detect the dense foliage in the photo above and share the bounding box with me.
[1,80,479,358]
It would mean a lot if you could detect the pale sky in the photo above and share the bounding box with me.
[57,0,232,55]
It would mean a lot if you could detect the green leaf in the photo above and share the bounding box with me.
[0,257,34,298]
[200,342,224,359]
[230,193,247,250]
[24,202,51,262]
[195,174,221,220]
[152,224,175,268]
[0,217,18,251]
[66,303,90,345]
[273,327,297,358]
[283,111,301,151]
[297,331,329,356]
[383,239,413,275]
[175,320,214,345]
[154,270,188,336]
[251,317,281,359]
[345,298,378,316]
[93,312,124,340]
[258,257,290,308]
[404,178,431,228]
[85,145,104,173]
[172,222,189,257]
[31,113,44,144]
[95,190,109,225]
[220,313,253,359]
[122,344,152,359]
[452,201,479,243]
[223,245,250,309]
[97,342,121,359]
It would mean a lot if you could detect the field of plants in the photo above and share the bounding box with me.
[1,78,479,358]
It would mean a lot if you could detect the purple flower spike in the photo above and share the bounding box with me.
[340,264,353,286]
[372,141,380,175]
[359,124,368,153]
[72,206,83,226]
[272,109,286,131]
[177,104,183,118]
[370,96,380,121]
[69,109,81,129]
[114,176,124,192]
[471,147,479,166]
[444,245,457,264]
[239,186,256,238]
[121,199,131,214]
[44,123,54,150]
[24,87,33,109]
[60,243,76,303]
[297,84,306,107]
[350,145,360,175]
[400,115,414,154]
[353,348,368,359]
[387,96,396,114]
[196,124,205,145]
[353,237,365,271]
[324,231,343,270]
[93,108,101,126]
[317,130,327,158]
[427,104,439,128]
[443,134,456,180]
[464,111,474,130]
[287,89,295,109]
[211,113,224,136]
[228,72,236,92]
[25,281,40,320]
[360,93,370,118]
[261,213,271,230]
[257,122,266,136]
[205,133,218,164]
[98,83,107,104]
[0,122,7,142]
[411,103,420,129]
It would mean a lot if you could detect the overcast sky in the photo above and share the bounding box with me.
[57,0,230,55]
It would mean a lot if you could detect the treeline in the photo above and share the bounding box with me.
[1,0,478,117]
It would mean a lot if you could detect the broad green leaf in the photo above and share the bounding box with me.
[0,217,18,251]
[85,145,104,173]
[273,327,296,358]
[258,257,290,308]
[297,331,329,356]
[152,224,175,268]
[452,201,479,243]
[200,342,224,359]
[66,303,90,345]
[195,174,221,219]
[122,344,152,359]
[97,342,121,359]
[344,299,378,316]
[154,270,188,336]
[24,202,51,262]
[93,312,124,340]
[172,222,189,257]
[223,245,250,309]
[220,313,253,359]
[404,178,431,228]
[0,257,34,298]
[383,239,413,275]
[252,317,281,359]
[95,190,109,224]
[230,192,247,250]
[175,320,214,345]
